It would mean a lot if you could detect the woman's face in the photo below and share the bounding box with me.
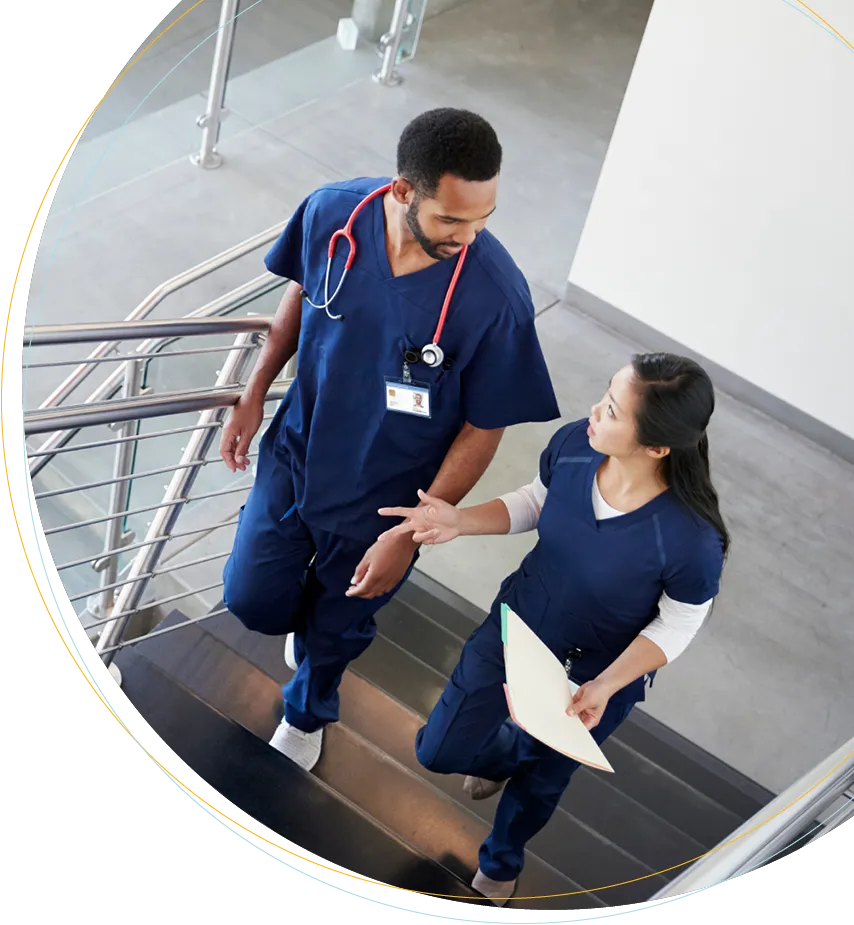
[587,365,644,458]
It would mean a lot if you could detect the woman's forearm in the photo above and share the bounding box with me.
[458,499,512,536]
[596,636,668,696]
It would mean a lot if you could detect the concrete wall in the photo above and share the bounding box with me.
[569,0,854,439]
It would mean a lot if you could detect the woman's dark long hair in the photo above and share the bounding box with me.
[631,353,730,558]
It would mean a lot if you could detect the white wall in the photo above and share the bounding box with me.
[569,0,854,439]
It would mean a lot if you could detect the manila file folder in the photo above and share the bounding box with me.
[501,604,614,773]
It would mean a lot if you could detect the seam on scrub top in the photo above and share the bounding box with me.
[653,513,667,569]
[555,456,594,465]
[280,502,297,521]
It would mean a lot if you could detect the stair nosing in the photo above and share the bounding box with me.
[128,644,484,902]
[186,616,672,896]
[157,619,602,893]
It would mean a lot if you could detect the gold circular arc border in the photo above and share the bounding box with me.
[3,0,853,907]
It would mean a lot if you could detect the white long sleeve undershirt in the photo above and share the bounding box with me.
[498,475,711,663]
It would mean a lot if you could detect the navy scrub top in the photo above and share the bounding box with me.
[264,177,560,543]
[501,420,725,704]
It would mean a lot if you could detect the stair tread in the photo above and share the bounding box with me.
[370,595,759,847]
[201,598,750,859]
[610,708,773,820]
[135,619,601,910]
[344,615,745,851]
[395,573,483,642]
[375,597,468,678]
[114,646,483,902]
[190,613,674,905]
[397,575,772,821]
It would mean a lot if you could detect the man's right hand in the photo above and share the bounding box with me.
[220,396,264,472]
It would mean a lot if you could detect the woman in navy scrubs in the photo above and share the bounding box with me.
[379,353,729,904]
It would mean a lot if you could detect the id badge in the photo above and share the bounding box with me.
[385,377,432,418]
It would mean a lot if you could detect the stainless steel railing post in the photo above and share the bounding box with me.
[95,333,259,665]
[191,0,239,169]
[373,0,408,87]
[96,359,143,621]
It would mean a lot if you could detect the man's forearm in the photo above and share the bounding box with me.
[243,281,303,404]
[426,423,505,507]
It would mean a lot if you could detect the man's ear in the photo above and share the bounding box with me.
[391,176,415,206]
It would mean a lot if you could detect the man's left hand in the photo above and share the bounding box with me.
[346,533,418,599]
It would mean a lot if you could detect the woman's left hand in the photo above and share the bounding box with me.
[567,679,613,730]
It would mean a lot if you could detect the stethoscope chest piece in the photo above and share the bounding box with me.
[420,343,445,369]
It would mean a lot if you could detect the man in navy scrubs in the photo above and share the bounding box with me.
[221,108,559,770]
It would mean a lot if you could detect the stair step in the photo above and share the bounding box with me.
[136,618,598,910]
[395,570,483,642]
[113,646,483,901]
[371,594,753,851]
[375,597,466,678]
[611,708,773,820]
[196,612,668,905]
[598,738,744,847]
[402,574,772,823]
[336,673,668,906]
[354,609,744,854]
[202,598,748,864]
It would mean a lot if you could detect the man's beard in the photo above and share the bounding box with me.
[405,198,457,261]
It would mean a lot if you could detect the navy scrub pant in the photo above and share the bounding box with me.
[222,426,415,734]
[415,599,633,882]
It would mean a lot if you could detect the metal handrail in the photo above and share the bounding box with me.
[28,273,283,477]
[652,735,854,896]
[27,342,256,369]
[24,383,287,435]
[29,228,284,412]
[24,314,274,346]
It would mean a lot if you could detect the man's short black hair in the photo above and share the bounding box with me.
[397,108,502,197]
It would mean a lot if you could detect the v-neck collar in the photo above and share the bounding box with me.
[582,454,672,531]
[369,187,460,291]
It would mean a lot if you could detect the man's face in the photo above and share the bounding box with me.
[404,173,498,261]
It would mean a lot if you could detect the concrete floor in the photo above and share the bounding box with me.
[24,0,854,793]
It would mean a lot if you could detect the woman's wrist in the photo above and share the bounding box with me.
[457,506,474,537]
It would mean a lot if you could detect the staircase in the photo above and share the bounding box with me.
[115,570,773,910]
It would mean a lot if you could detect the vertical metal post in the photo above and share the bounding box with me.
[97,359,143,621]
[97,334,258,666]
[373,0,408,86]
[191,0,239,169]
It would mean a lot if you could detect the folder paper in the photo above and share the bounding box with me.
[501,604,614,773]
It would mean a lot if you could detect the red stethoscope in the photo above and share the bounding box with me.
[301,183,468,368]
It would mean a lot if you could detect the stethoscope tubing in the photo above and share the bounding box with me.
[302,182,469,357]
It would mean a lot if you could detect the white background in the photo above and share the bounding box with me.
[1,1,850,922]
[570,0,854,439]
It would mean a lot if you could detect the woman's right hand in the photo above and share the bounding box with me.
[378,490,463,546]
